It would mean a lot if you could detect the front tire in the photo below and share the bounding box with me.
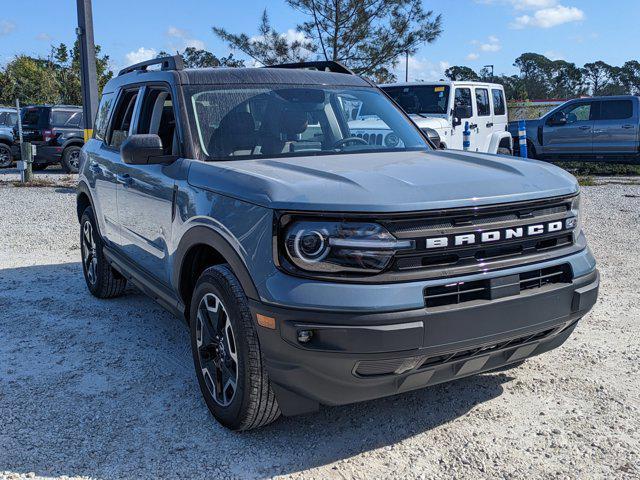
[61,145,82,173]
[80,207,127,298]
[0,143,12,168]
[190,265,280,431]
[498,147,512,156]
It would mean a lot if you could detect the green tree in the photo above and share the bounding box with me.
[513,53,553,99]
[0,55,58,105]
[213,10,315,66]
[158,47,245,68]
[214,1,443,83]
[444,66,479,81]
[582,61,614,96]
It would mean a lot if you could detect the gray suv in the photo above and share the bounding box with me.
[77,56,599,430]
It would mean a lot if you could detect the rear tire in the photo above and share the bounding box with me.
[61,145,82,173]
[190,265,280,431]
[80,206,127,298]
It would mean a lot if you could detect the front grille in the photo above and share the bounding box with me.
[384,195,577,278]
[354,325,561,377]
[424,264,572,308]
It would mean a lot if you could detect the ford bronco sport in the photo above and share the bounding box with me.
[77,56,599,431]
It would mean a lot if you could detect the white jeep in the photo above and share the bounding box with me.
[368,81,513,155]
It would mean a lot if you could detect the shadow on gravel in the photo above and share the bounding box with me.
[0,262,511,479]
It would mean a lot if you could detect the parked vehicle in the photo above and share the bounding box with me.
[12,105,85,172]
[77,57,599,431]
[0,107,17,168]
[379,81,513,155]
[509,95,640,163]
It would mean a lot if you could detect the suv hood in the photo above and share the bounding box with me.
[409,115,450,131]
[188,150,578,213]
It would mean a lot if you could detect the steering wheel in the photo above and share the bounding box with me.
[333,137,369,149]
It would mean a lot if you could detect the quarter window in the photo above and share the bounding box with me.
[476,88,490,117]
[492,89,506,116]
[600,100,633,120]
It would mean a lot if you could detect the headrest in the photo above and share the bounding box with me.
[219,111,255,134]
[280,109,308,136]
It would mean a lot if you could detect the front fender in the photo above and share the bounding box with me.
[172,224,260,302]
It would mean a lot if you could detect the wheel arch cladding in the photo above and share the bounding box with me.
[76,183,93,221]
[174,226,261,315]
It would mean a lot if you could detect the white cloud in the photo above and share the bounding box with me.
[125,47,158,65]
[544,50,565,60]
[36,32,52,42]
[511,5,585,28]
[480,36,501,52]
[394,57,450,82]
[0,20,15,36]
[467,53,480,61]
[167,26,205,51]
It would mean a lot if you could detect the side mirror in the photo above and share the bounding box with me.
[121,134,171,165]
[453,105,472,126]
[548,112,567,126]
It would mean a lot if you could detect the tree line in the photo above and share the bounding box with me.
[445,53,640,101]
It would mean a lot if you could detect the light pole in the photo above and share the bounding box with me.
[405,50,409,82]
[484,64,494,79]
[76,0,99,142]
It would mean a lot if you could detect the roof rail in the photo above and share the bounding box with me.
[118,55,184,77]
[268,61,355,75]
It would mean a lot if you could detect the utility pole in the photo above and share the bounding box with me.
[76,0,99,142]
[405,50,409,82]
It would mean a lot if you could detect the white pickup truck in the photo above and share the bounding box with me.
[348,81,513,155]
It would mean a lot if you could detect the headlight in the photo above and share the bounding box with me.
[421,128,442,149]
[569,193,582,238]
[384,133,399,147]
[283,220,414,274]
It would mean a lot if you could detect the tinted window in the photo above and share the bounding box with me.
[108,90,139,149]
[600,100,633,120]
[21,107,47,127]
[138,88,177,155]
[0,113,6,125]
[492,89,506,116]
[382,85,450,115]
[7,112,17,126]
[476,88,490,116]
[50,110,78,127]
[454,88,472,118]
[94,93,115,141]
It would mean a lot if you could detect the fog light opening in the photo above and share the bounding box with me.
[297,329,314,343]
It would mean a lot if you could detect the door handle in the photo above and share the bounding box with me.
[486,122,494,128]
[116,173,133,186]
[469,123,478,129]
[578,126,591,131]
[621,125,634,129]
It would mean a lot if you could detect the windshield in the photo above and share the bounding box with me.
[187,85,430,161]
[382,85,450,115]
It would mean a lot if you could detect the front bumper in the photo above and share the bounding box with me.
[252,268,599,416]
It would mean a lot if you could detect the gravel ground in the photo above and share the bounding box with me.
[0,175,638,480]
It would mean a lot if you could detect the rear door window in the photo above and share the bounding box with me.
[50,110,79,127]
[475,88,491,116]
[599,100,633,120]
[492,89,506,116]
[21,108,47,127]
[94,93,115,141]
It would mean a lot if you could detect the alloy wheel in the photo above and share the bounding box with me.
[196,293,238,407]
[69,150,81,169]
[81,220,98,286]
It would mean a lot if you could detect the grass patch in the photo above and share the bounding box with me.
[578,176,596,186]
[2,176,76,188]
[552,161,640,177]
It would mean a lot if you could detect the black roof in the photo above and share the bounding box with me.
[105,67,370,92]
